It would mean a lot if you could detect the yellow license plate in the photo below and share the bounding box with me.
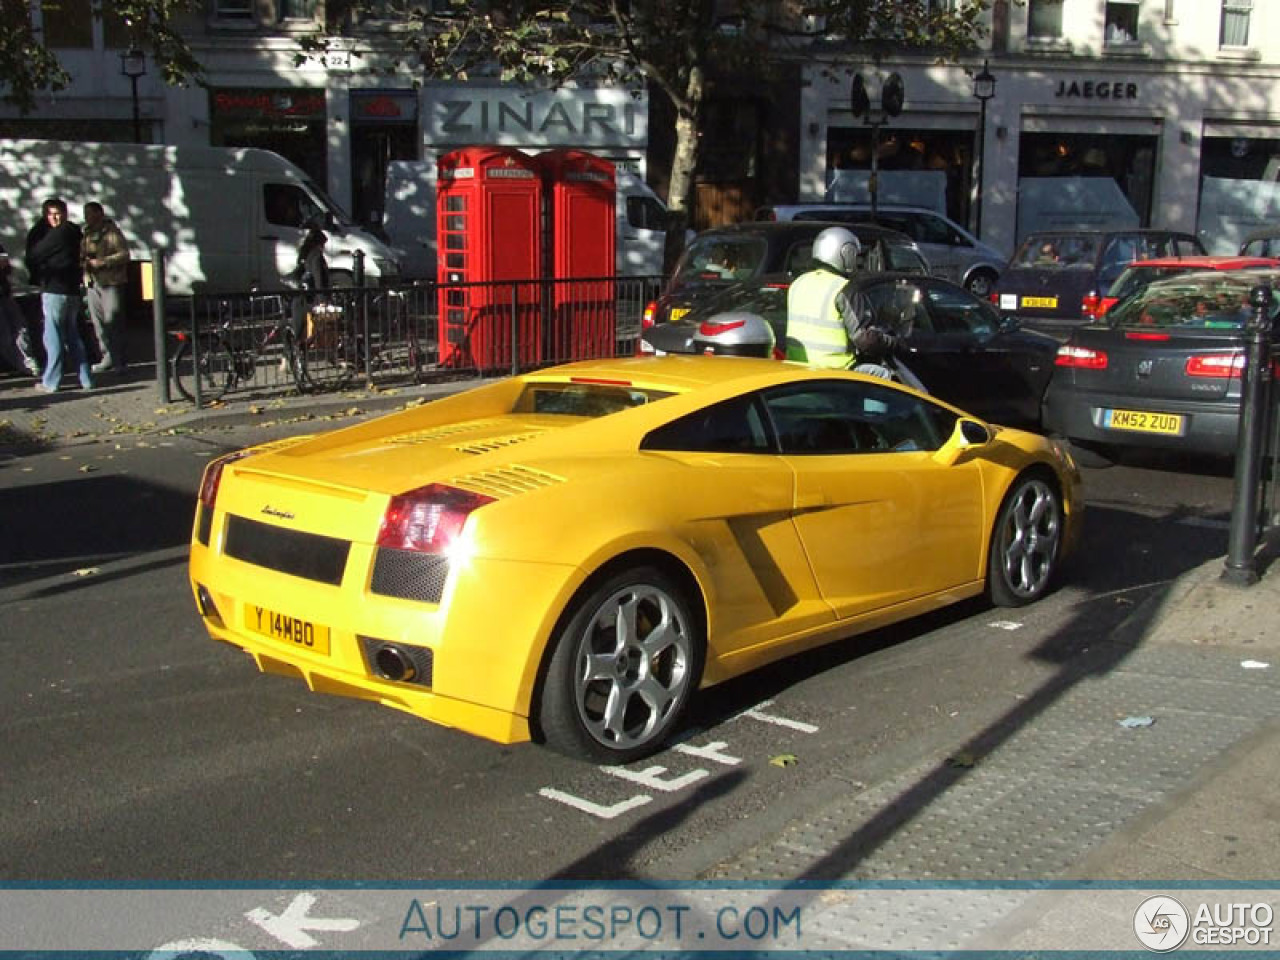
[670,308,690,323]
[1103,409,1184,435]
[247,605,331,655]
[1021,296,1058,309]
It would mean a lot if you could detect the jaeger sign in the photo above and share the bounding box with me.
[423,87,647,149]
[1054,78,1138,100]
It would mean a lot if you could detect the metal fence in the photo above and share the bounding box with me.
[171,275,662,405]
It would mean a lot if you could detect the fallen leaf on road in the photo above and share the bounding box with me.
[946,751,979,768]
[769,753,798,768]
[72,567,100,577]
[77,464,96,472]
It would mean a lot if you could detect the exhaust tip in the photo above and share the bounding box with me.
[373,644,416,683]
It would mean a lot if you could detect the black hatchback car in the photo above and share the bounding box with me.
[1041,269,1280,462]
[993,229,1205,328]
[644,272,1060,428]
[639,220,930,344]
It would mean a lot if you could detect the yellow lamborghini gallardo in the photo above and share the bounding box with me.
[190,356,1082,763]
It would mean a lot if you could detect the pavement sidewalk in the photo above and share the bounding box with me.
[0,358,488,450]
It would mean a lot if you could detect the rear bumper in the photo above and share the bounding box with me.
[1041,381,1242,456]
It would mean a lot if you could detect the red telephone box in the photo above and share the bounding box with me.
[437,146,543,370]
[536,149,616,361]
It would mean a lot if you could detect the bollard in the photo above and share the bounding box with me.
[1222,283,1273,586]
[150,250,170,403]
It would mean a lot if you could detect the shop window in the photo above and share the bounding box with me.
[279,0,317,20]
[102,4,136,48]
[1220,0,1251,47]
[40,0,93,47]
[1027,0,1063,40]
[1104,0,1139,45]
[212,0,255,20]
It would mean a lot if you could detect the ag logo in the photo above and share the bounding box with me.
[1134,895,1190,952]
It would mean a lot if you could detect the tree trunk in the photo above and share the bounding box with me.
[663,62,705,273]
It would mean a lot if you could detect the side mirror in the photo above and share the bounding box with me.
[933,417,991,466]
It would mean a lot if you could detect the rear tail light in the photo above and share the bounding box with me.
[1125,331,1171,341]
[1186,353,1246,378]
[988,291,1000,305]
[377,484,495,554]
[198,449,256,510]
[1095,297,1119,318]
[1055,344,1108,369]
[1081,293,1101,319]
[637,301,658,355]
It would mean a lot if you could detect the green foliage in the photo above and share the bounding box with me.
[0,0,204,113]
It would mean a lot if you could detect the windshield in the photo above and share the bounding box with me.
[1106,274,1280,330]
[673,236,768,285]
[1013,234,1101,269]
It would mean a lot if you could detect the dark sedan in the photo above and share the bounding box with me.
[639,220,930,346]
[1041,269,1280,463]
[993,228,1205,328]
[644,273,1060,429]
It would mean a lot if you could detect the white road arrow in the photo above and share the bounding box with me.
[245,892,360,949]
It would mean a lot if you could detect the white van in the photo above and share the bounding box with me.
[382,158,670,280]
[0,139,400,295]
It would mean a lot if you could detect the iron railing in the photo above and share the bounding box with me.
[170,275,662,405]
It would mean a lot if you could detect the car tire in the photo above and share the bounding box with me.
[987,472,1064,607]
[965,269,997,299]
[538,565,704,764]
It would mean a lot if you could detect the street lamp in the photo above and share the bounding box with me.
[971,59,996,239]
[120,47,147,143]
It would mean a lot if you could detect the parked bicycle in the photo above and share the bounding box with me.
[170,293,303,402]
[290,287,427,390]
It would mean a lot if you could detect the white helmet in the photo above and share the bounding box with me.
[812,226,862,275]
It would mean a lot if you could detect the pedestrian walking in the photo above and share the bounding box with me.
[26,196,91,393]
[289,226,330,342]
[0,241,40,377]
[81,200,131,374]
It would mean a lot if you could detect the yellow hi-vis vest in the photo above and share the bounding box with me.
[787,267,853,369]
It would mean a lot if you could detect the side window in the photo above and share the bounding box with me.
[641,394,772,454]
[917,214,955,245]
[626,195,666,231]
[263,184,317,228]
[764,380,954,455]
[924,283,994,335]
[785,240,817,276]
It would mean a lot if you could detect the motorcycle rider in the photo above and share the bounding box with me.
[787,225,925,390]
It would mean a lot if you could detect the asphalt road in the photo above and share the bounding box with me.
[0,425,1239,886]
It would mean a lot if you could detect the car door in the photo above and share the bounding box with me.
[641,391,834,652]
[911,279,1050,423]
[764,379,984,619]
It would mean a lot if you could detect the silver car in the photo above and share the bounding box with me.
[758,203,1007,297]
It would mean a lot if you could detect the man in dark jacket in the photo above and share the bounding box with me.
[26,196,91,392]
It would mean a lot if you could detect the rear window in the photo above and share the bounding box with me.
[515,381,675,417]
[1013,234,1101,269]
[1106,275,1278,330]
[672,236,768,284]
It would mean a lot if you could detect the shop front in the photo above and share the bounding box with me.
[209,87,328,189]
[350,89,419,232]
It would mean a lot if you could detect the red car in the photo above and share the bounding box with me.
[1082,255,1280,321]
